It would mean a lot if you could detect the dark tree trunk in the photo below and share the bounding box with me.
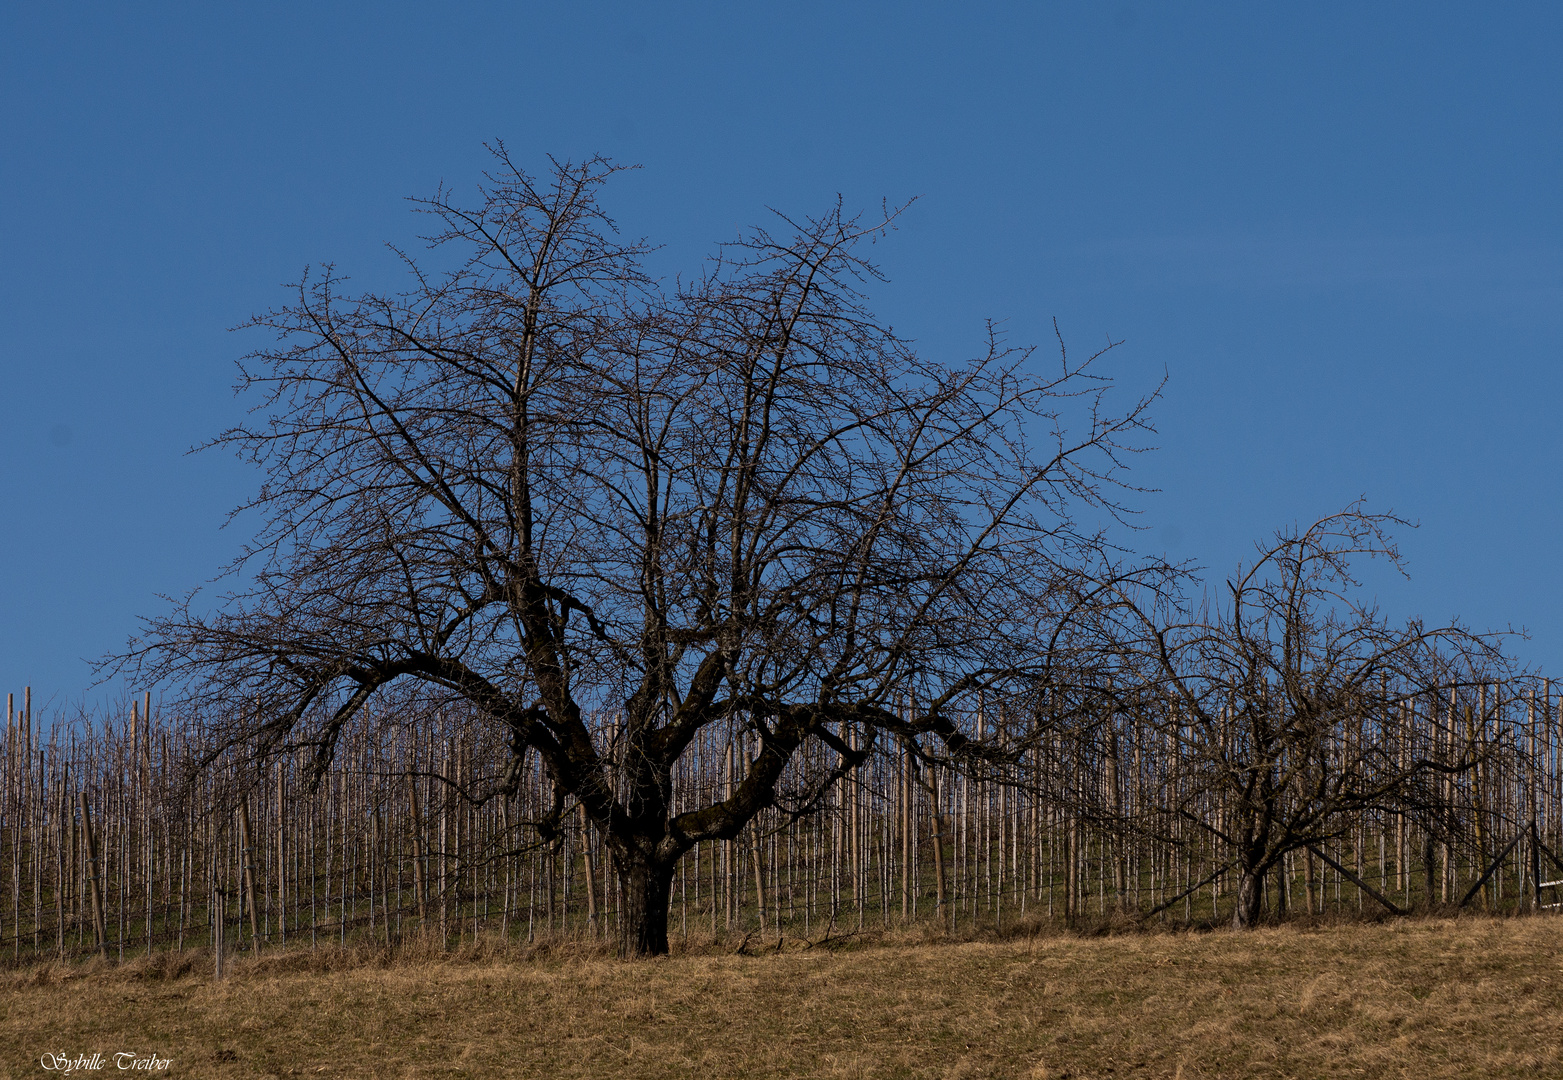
[1232,865,1265,929]
[614,849,674,957]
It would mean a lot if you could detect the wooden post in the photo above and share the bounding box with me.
[901,738,910,922]
[142,695,153,958]
[212,876,224,982]
[78,791,107,957]
[237,801,261,952]
[1531,821,1545,911]
[56,764,65,960]
[1465,701,1490,911]
[13,706,22,961]
[276,763,286,944]
[440,744,449,946]
[408,772,427,927]
[856,725,869,931]
[751,817,768,935]
[724,739,734,931]
[580,802,598,938]
[500,795,511,941]
[928,762,949,931]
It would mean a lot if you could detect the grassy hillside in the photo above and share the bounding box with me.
[6,917,1561,1078]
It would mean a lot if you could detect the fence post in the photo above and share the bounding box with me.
[237,801,261,953]
[78,791,107,958]
[213,879,224,982]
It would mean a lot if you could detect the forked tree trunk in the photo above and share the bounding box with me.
[615,851,674,957]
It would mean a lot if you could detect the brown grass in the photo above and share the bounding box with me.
[4,916,1561,1078]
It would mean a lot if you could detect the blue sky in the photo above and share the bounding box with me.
[3,3,1561,709]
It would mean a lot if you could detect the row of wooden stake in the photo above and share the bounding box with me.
[4,682,1561,969]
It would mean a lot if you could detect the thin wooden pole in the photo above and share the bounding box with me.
[78,791,107,958]
[408,770,427,929]
[237,800,260,952]
[580,801,598,938]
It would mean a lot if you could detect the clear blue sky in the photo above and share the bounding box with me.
[4,3,1561,711]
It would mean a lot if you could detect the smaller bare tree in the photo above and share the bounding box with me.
[1108,506,1515,928]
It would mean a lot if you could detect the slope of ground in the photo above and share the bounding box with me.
[4,917,1559,1078]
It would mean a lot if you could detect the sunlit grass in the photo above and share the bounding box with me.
[6,915,1561,1078]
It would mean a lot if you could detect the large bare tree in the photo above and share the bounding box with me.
[124,148,1157,955]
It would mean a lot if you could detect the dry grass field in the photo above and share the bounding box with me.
[2,916,1560,1078]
